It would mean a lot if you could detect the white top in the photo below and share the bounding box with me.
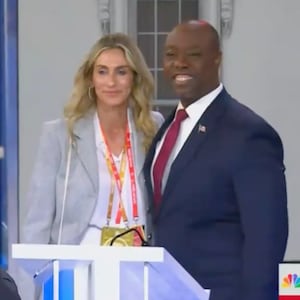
[81,112,145,244]
[152,84,223,192]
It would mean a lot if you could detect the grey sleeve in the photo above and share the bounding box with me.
[21,121,62,244]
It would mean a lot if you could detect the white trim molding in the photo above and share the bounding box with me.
[96,0,130,35]
[110,0,129,34]
[96,0,111,34]
[221,0,234,38]
[0,146,4,159]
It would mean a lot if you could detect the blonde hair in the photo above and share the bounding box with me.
[64,33,157,152]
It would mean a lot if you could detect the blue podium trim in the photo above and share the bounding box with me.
[44,270,74,300]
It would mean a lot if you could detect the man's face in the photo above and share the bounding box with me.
[163,24,221,106]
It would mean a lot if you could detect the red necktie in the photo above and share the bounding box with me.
[152,109,188,207]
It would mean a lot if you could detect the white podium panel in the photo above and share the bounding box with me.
[12,244,210,300]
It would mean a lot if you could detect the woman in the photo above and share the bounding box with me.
[22,33,164,246]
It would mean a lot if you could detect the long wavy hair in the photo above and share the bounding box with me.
[64,33,158,152]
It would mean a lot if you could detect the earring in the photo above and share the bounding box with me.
[88,86,94,101]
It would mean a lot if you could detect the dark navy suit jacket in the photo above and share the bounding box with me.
[144,89,288,300]
[0,268,21,300]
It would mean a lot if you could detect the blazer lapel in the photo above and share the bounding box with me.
[128,110,145,179]
[73,112,99,192]
[72,109,147,193]
[162,89,229,208]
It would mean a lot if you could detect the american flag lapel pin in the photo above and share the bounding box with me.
[198,124,206,133]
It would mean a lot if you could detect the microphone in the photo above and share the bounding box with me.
[110,227,149,246]
[57,138,73,244]
[33,259,55,279]
[33,139,73,279]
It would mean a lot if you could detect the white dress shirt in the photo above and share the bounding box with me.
[152,84,223,192]
[81,112,145,244]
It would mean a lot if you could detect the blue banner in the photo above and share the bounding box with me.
[0,0,18,268]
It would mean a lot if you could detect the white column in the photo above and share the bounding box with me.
[199,0,221,34]
[73,264,90,300]
[111,0,129,34]
[97,0,111,34]
[91,259,120,300]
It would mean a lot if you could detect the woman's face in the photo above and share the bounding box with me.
[92,48,134,109]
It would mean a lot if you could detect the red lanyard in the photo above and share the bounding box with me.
[100,124,138,225]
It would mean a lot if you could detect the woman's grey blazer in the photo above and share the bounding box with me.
[21,109,164,245]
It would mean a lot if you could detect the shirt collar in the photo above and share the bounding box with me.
[94,112,103,148]
[177,83,223,120]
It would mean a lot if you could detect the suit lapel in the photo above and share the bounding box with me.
[143,111,175,208]
[73,112,99,192]
[161,89,229,210]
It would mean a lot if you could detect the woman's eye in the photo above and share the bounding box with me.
[118,69,127,75]
[98,69,107,75]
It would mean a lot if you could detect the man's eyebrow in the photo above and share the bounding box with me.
[164,46,202,51]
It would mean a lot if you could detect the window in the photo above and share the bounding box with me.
[135,0,199,117]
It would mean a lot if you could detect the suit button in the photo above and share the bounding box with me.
[147,234,152,240]
[146,206,150,213]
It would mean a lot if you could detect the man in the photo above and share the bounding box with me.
[0,268,21,300]
[143,20,288,300]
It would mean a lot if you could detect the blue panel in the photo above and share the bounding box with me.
[59,270,74,300]
[44,276,54,300]
[0,0,7,268]
[43,270,74,300]
[0,0,18,269]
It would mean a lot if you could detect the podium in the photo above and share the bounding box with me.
[12,244,210,300]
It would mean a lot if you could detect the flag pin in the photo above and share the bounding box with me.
[198,124,206,133]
